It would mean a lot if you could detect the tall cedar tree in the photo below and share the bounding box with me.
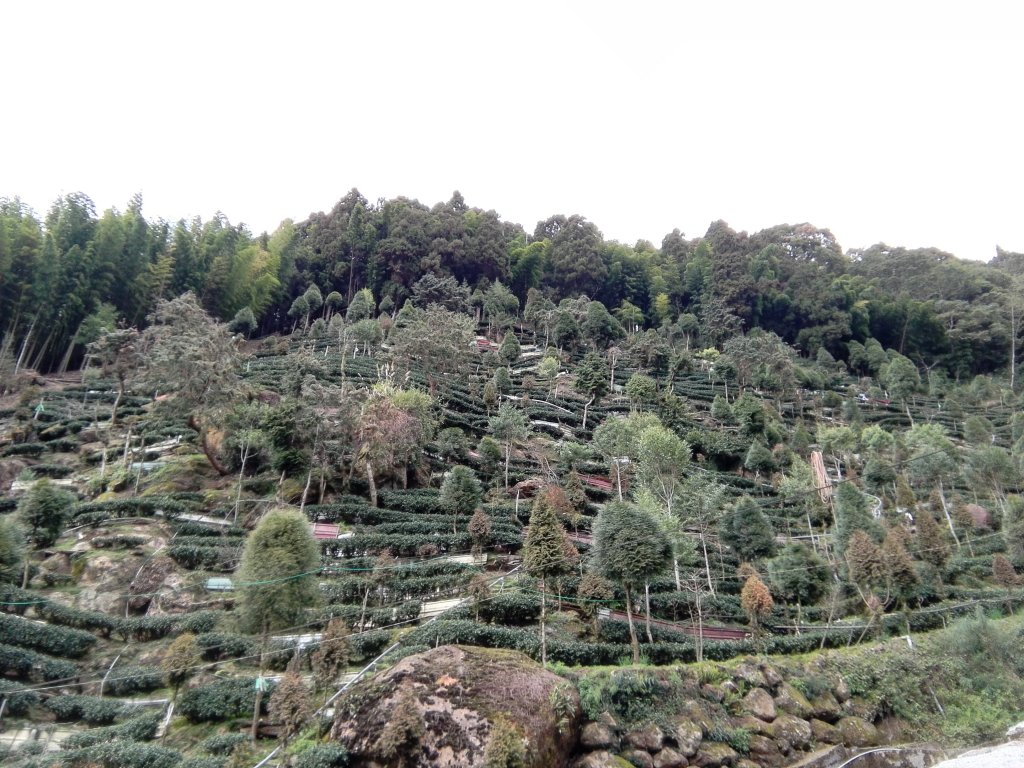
[767,544,829,621]
[268,671,313,746]
[440,465,482,535]
[740,574,774,634]
[0,517,25,584]
[723,496,776,562]
[914,509,951,567]
[881,533,918,607]
[468,508,492,555]
[834,482,883,555]
[162,632,201,701]
[237,509,320,635]
[488,403,529,489]
[523,490,572,665]
[17,478,75,548]
[992,554,1021,588]
[592,501,671,663]
[310,618,351,696]
[845,530,886,592]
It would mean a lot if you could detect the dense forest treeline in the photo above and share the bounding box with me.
[1,190,1022,380]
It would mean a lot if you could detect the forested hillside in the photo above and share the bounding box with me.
[0,190,1023,768]
[2,190,1022,381]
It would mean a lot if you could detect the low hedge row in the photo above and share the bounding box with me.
[61,713,162,749]
[46,694,124,725]
[178,677,273,723]
[0,613,97,658]
[0,642,78,681]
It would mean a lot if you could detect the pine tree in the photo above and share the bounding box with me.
[914,509,950,567]
[993,554,1021,588]
[834,482,883,555]
[882,532,918,606]
[237,509,321,635]
[740,574,774,634]
[577,572,615,637]
[523,491,571,665]
[268,671,313,746]
[17,478,75,548]
[722,496,775,562]
[498,331,521,366]
[310,618,351,697]
[563,469,588,515]
[767,544,829,617]
[744,440,777,478]
[468,508,492,555]
[845,530,886,590]
[440,465,482,535]
[0,517,25,584]
[162,632,201,702]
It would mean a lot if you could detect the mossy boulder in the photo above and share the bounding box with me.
[836,716,879,747]
[741,687,777,721]
[331,645,579,767]
[772,712,813,751]
[774,682,812,718]
[692,741,739,767]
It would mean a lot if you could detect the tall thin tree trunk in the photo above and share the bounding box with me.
[625,586,639,664]
[644,581,654,644]
[700,532,715,595]
[504,444,511,489]
[366,460,378,507]
[938,480,961,550]
[540,577,547,666]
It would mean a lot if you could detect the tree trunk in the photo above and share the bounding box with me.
[582,395,594,430]
[938,480,961,550]
[189,415,230,475]
[504,443,511,489]
[366,459,378,507]
[625,586,640,664]
[644,581,654,644]
[614,462,623,501]
[700,532,716,596]
[540,577,547,666]
[673,558,681,591]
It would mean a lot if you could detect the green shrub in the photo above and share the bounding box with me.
[62,713,162,748]
[104,666,164,697]
[45,694,123,724]
[0,613,96,658]
[200,732,248,755]
[178,677,273,723]
[294,744,350,768]
[58,742,182,768]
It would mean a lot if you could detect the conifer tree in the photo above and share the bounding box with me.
[834,482,883,555]
[992,554,1021,588]
[722,496,776,562]
[468,508,492,555]
[237,509,320,635]
[440,465,482,535]
[17,478,75,548]
[268,671,313,747]
[310,618,351,698]
[0,517,24,584]
[740,574,774,635]
[162,632,201,703]
[523,490,571,665]
[498,331,521,366]
[914,509,950,567]
[767,544,829,622]
[882,532,918,607]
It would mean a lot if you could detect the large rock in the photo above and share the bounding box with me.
[623,749,655,768]
[581,722,619,751]
[808,691,842,722]
[670,716,705,756]
[692,742,738,767]
[836,716,879,747]
[571,751,633,768]
[733,660,766,688]
[746,734,784,768]
[331,645,579,767]
[652,747,689,767]
[774,682,812,718]
[772,713,813,751]
[809,719,842,745]
[741,688,776,721]
[625,724,665,753]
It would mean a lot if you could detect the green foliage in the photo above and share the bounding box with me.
[178,677,273,723]
[577,669,665,723]
[722,497,775,562]
[17,478,75,547]
[236,508,321,634]
[483,716,527,768]
[294,744,350,768]
[46,694,124,724]
[0,515,25,583]
[0,612,96,657]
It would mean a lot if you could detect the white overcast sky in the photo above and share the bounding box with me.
[3,1,1022,262]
